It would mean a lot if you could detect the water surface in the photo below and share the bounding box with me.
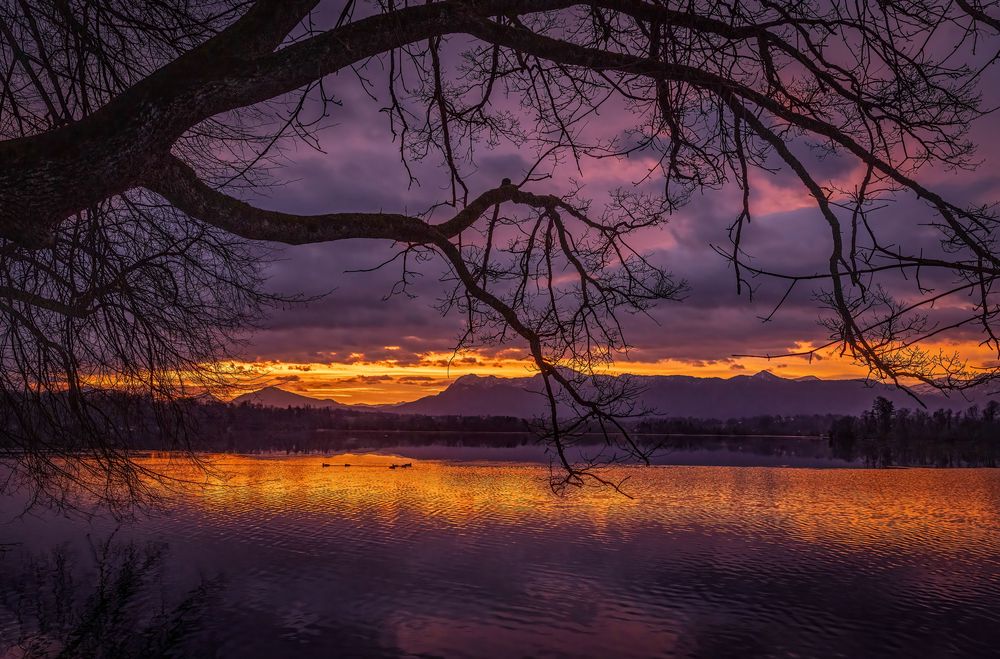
[2,454,999,657]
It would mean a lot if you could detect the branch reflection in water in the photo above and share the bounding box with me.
[1,533,219,658]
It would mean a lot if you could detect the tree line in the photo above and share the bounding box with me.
[6,391,998,466]
[829,397,1000,467]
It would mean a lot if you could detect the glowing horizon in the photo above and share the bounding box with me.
[226,339,1000,405]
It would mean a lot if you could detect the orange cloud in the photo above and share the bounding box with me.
[220,338,1000,405]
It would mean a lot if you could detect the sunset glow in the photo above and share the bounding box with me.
[228,340,1000,405]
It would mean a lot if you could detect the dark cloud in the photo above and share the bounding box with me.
[232,34,1000,377]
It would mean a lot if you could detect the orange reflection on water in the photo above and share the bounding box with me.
[15,452,1000,657]
[135,453,1000,562]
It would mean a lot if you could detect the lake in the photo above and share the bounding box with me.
[2,453,1000,657]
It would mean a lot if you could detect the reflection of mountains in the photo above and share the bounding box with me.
[236,370,993,419]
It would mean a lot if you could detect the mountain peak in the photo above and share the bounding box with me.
[453,374,500,388]
[750,369,784,381]
[232,386,346,409]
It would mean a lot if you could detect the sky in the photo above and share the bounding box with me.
[227,8,1000,405]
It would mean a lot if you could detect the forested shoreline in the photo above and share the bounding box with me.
[168,399,1000,467]
[5,395,999,467]
[828,397,1000,467]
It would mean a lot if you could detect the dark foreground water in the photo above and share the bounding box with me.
[2,454,1000,658]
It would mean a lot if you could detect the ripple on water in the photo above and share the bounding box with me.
[2,456,1000,658]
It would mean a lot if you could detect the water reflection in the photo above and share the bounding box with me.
[2,454,1000,657]
[1,535,217,658]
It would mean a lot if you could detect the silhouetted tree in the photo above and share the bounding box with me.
[2,0,1000,503]
[873,398,893,436]
[985,400,1000,423]
[829,402,1000,467]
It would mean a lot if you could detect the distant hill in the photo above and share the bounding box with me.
[231,386,349,409]
[388,370,988,419]
[232,371,994,419]
[391,374,545,417]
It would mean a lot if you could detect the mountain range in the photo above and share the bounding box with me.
[232,370,995,419]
